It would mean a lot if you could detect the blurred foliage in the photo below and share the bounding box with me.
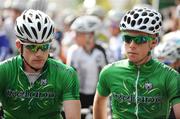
[96,0,112,10]
[159,0,176,9]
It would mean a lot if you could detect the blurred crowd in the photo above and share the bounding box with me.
[0,0,179,118]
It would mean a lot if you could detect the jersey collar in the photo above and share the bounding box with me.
[128,58,156,73]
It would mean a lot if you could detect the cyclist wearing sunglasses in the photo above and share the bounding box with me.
[0,9,80,119]
[93,7,180,119]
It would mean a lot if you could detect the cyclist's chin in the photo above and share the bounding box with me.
[127,54,137,61]
[128,57,140,63]
[32,64,44,70]
[32,61,45,69]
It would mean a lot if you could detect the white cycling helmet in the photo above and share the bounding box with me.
[107,9,124,23]
[154,31,180,63]
[120,7,162,35]
[64,14,77,26]
[86,5,106,19]
[15,9,55,44]
[71,15,101,33]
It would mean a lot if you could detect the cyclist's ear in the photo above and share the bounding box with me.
[16,39,22,53]
[150,39,158,49]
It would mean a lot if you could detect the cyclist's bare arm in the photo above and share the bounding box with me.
[63,100,81,119]
[93,91,108,119]
[173,103,180,119]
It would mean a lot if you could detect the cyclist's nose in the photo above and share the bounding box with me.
[129,40,137,48]
[34,49,45,56]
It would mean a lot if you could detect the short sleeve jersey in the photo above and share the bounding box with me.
[0,55,80,119]
[67,44,106,94]
[97,59,180,119]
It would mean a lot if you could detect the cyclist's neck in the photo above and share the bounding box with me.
[132,55,152,66]
[23,60,42,73]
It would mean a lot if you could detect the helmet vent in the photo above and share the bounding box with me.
[130,11,135,15]
[155,17,159,21]
[31,27,38,39]
[127,17,131,24]
[142,12,147,16]
[121,23,126,28]
[29,13,33,17]
[42,27,47,39]
[133,13,139,19]
[151,20,156,24]
[143,18,149,24]
[137,18,142,25]
[148,27,154,31]
[124,16,127,22]
[131,20,136,27]
[159,22,162,26]
[138,9,143,12]
[153,12,158,15]
[17,26,23,36]
[155,25,159,29]
[20,26,24,33]
[44,18,48,24]
[139,26,146,30]
[149,13,154,17]
[23,24,32,39]
[23,15,26,20]
[47,25,53,39]
[36,15,40,19]
[28,17,32,23]
[88,22,96,28]
[37,22,41,31]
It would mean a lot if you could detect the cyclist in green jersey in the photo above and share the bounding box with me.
[0,9,80,119]
[93,7,180,119]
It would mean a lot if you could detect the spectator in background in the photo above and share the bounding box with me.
[160,1,180,34]
[154,30,180,73]
[67,15,107,118]
[106,9,125,63]
[175,4,180,30]
[0,15,11,61]
[3,0,26,55]
[154,30,180,119]
[61,14,77,63]
[86,5,110,47]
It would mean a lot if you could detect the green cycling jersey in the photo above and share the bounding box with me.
[0,55,80,119]
[97,59,180,119]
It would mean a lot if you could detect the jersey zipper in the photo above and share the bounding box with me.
[135,66,140,119]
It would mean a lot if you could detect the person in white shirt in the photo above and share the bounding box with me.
[67,16,107,114]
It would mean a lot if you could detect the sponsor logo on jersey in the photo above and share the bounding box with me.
[145,82,153,91]
[6,89,55,99]
[112,93,162,103]
[40,79,48,86]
